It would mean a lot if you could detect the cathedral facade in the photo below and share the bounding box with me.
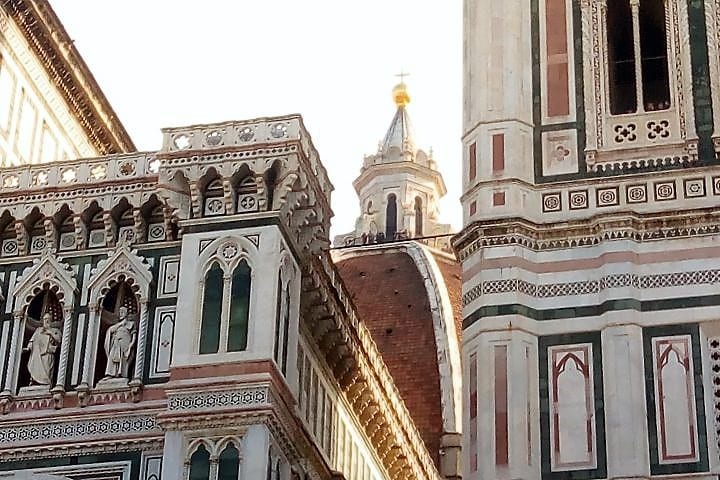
[0,1,461,480]
[459,1,720,479]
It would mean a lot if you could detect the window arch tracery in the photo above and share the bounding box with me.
[196,237,256,355]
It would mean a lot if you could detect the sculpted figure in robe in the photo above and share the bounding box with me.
[24,312,62,386]
[104,306,137,379]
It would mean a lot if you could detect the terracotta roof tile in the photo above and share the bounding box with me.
[336,250,443,466]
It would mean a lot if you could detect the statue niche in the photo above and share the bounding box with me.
[95,279,138,386]
[18,288,63,391]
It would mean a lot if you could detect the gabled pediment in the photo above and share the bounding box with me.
[87,244,153,305]
[13,252,77,312]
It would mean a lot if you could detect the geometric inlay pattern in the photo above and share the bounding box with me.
[684,178,706,198]
[542,192,562,213]
[462,269,720,305]
[654,181,676,201]
[167,386,269,411]
[596,186,620,207]
[0,415,159,444]
[569,190,589,210]
[627,184,648,204]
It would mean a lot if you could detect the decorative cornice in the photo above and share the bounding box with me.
[1,0,135,154]
[454,208,720,259]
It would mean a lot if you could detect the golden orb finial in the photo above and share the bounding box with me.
[393,71,411,107]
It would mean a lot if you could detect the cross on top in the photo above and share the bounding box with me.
[395,71,410,84]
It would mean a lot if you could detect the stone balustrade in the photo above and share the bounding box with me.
[0,152,159,193]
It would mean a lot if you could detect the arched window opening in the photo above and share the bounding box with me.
[26,210,46,254]
[203,178,225,217]
[188,444,211,480]
[264,163,280,211]
[96,279,139,385]
[607,0,670,115]
[82,199,106,249]
[280,282,291,374]
[366,200,373,215]
[607,0,636,115]
[55,206,76,252]
[385,194,397,240]
[218,443,240,480]
[228,260,251,352]
[145,204,166,243]
[639,0,670,111]
[0,212,17,257]
[414,197,423,237]
[200,263,223,354]
[117,208,135,244]
[235,176,258,213]
[19,288,63,389]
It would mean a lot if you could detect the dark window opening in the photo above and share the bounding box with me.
[189,445,211,480]
[385,194,397,239]
[640,0,670,111]
[607,0,637,115]
[414,197,423,237]
[218,443,240,480]
[228,260,251,352]
[200,263,223,354]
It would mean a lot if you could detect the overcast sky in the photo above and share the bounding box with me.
[51,1,463,237]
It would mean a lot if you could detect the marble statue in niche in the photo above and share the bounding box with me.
[95,279,139,386]
[24,312,61,385]
[103,306,136,379]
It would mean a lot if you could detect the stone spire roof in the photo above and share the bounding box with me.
[377,82,418,161]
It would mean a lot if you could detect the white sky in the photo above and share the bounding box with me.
[51,0,463,237]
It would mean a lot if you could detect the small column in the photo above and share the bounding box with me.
[130,300,150,396]
[77,305,101,401]
[1,313,23,396]
[602,324,650,478]
[209,454,219,480]
[218,274,232,352]
[51,306,74,406]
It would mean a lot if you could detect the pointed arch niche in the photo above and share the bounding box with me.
[1,253,76,399]
[78,245,152,395]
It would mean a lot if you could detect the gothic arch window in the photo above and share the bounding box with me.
[607,0,671,115]
[414,196,423,237]
[204,178,225,217]
[228,260,251,352]
[18,288,63,389]
[95,279,139,385]
[385,194,397,239]
[188,444,211,480]
[198,253,253,355]
[200,262,223,354]
[217,442,240,480]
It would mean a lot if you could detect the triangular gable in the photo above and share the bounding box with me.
[87,244,153,305]
[13,252,77,312]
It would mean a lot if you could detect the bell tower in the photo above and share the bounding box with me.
[335,80,451,248]
[458,1,720,480]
